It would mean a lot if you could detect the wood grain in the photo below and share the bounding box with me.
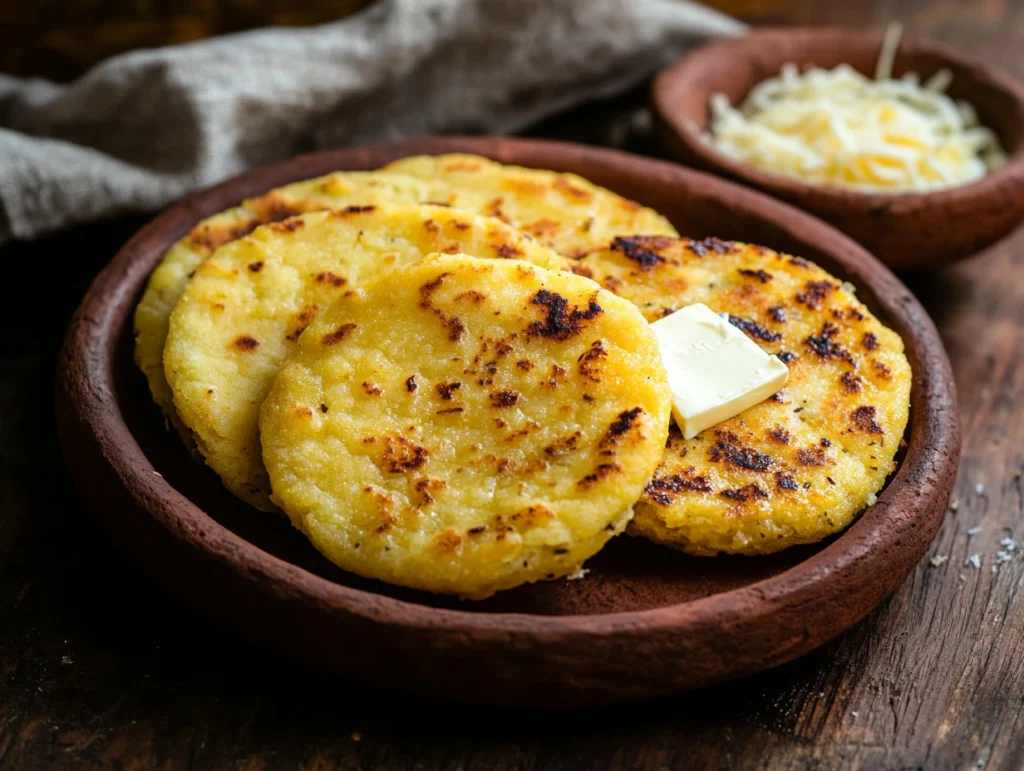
[2,0,1024,768]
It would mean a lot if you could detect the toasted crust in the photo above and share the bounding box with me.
[574,237,911,555]
[259,255,671,598]
[163,206,567,510]
[133,205,260,440]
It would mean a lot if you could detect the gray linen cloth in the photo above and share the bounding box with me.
[0,0,742,244]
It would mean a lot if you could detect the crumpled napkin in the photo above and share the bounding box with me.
[0,0,742,244]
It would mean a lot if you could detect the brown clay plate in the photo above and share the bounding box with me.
[56,136,959,707]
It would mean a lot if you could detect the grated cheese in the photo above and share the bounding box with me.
[704,23,1006,192]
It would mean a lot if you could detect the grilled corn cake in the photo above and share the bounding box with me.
[136,156,677,431]
[163,205,567,510]
[381,154,677,258]
[574,237,911,555]
[135,171,449,429]
[259,255,672,598]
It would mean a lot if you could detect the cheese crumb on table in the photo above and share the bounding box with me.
[649,304,788,439]
[566,567,590,581]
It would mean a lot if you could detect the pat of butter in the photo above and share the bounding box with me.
[650,304,788,439]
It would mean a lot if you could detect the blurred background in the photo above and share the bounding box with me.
[4,0,1020,82]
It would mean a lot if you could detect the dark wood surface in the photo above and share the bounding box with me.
[2,1,1023,768]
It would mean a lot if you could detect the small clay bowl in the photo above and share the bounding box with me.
[652,27,1024,270]
[56,136,959,706]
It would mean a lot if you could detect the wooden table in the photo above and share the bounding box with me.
[2,1,1023,768]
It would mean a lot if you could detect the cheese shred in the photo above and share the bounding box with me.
[704,23,1006,192]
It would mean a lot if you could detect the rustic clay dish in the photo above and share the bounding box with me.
[652,27,1024,271]
[56,136,959,707]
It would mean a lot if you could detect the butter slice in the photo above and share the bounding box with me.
[650,303,788,439]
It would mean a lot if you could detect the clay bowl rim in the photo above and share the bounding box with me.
[60,135,958,644]
[652,26,1024,214]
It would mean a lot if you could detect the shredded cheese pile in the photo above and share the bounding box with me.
[704,24,1006,192]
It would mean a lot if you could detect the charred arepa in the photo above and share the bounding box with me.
[380,154,677,258]
[574,237,911,555]
[162,205,566,510]
[135,155,677,432]
[136,172,445,437]
[260,255,671,598]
